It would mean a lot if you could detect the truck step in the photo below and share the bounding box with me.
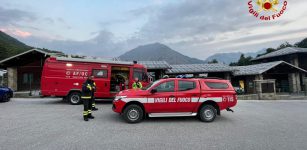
[148,112,197,117]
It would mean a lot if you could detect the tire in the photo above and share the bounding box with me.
[68,92,82,105]
[3,93,10,102]
[199,105,217,122]
[122,104,144,123]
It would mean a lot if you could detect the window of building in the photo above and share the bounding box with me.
[23,73,28,84]
[179,81,196,91]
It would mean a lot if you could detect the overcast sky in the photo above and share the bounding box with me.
[1,0,307,59]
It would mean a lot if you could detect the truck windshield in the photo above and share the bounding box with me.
[133,68,148,82]
[142,80,160,90]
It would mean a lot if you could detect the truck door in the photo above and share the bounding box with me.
[92,69,110,98]
[175,80,200,112]
[147,80,177,113]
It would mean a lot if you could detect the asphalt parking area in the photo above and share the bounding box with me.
[1,98,307,150]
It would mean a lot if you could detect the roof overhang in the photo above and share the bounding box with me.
[138,61,172,70]
[0,49,52,68]
[252,47,307,61]
[166,63,235,74]
[55,57,134,65]
[233,61,307,76]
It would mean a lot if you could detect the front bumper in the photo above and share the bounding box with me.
[112,100,126,113]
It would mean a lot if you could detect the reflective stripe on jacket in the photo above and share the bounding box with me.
[81,80,93,99]
[132,82,143,89]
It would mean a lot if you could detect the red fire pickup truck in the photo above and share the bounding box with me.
[113,78,237,123]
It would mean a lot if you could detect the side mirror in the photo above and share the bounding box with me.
[150,89,157,94]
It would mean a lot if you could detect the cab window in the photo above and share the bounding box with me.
[179,81,196,91]
[92,69,108,78]
[154,81,175,92]
[133,68,148,82]
[205,82,229,89]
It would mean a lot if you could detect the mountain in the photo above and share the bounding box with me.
[119,43,204,64]
[0,31,33,60]
[205,49,266,64]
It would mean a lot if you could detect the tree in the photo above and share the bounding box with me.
[236,54,253,66]
[229,62,238,66]
[208,59,218,64]
[257,48,276,57]
[295,38,307,48]
[276,42,292,50]
[255,41,293,58]
[237,54,253,66]
[229,54,253,66]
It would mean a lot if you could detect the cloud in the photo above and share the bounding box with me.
[127,0,307,58]
[4,0,307,60]
[21,30,126,57]
[0,28,32,38]
[0,6,36,26]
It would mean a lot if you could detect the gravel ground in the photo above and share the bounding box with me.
[0,98,307,150]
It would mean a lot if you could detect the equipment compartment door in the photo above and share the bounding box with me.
[92,69,110,97]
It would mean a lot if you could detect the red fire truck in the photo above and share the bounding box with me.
[113,78,237,123]
[41,57,151,104]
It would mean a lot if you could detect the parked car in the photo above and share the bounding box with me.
[113,78,237,123]
[0,86,13,102]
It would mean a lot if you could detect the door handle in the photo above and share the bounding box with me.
[105,83,108,87]
[169,95,175,98]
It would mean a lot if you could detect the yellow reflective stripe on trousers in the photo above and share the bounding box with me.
[81,96,91,99]
[83,111,88,115]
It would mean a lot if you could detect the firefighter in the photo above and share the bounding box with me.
[81,76,95,121]
[132,77,143,89]
[89,78,98,111]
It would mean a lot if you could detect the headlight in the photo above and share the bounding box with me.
[114,96,127,101]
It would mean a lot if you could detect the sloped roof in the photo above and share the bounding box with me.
[0,49,62,64]
[56,57,134,65]
[232,61,307,76]
[166,63,234,74]
[138,61,171,70]
[253,47,307,61]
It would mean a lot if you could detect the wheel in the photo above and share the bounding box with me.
[3,93,10,102]
[199,105,217,122]
[68,92,82,105]
[62,97,67,102]
[122,104,144,123]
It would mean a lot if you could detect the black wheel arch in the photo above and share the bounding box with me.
[122,101,146,115]
[67,90,82,105]
[67,89,82,96]
[198,100,220,116]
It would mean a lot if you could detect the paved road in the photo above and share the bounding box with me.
[0,98,307,150]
